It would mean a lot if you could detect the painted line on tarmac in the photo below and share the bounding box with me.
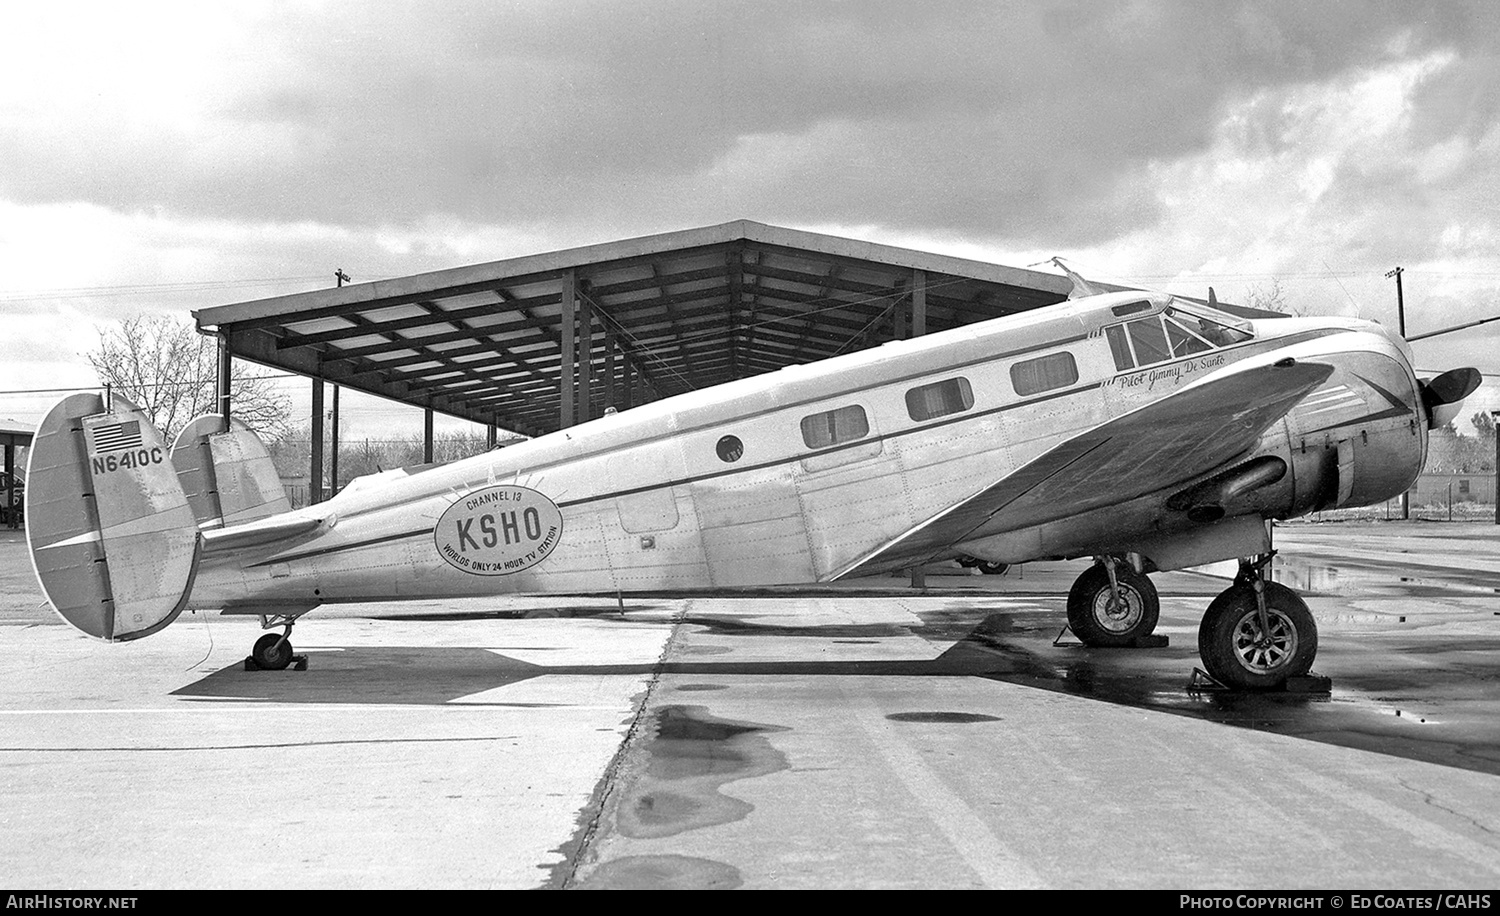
[838,681,1049,889]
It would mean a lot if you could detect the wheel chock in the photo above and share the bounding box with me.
[1283,673,1331,694]
[1055,629,1169,649]
[1187,668,1332,694]
[1188,667,1227,692]
[241,655,310,671]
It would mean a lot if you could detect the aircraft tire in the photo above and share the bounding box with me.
[1066,563,1159,646]
[976,561,1009,576]
[1198,582,1317,690]
[251,633,294,671]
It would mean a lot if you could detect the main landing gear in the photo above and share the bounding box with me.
[1066,556,1161,647]
[246,613,308,671]
[1198,555,1318,691]
[1064,552,1320,691]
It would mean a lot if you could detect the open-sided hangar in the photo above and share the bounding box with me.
[193,220,1247,500]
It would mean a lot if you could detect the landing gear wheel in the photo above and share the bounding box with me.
[976,560,1009,576]
[1066,562,1159,646]
[251,632,294,671]
[1198,582,1317,690]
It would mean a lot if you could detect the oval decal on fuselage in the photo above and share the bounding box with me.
[434,486,563,576]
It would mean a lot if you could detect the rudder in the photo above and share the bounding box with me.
[26,394,200,641]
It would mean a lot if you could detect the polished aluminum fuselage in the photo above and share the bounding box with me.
[189,294,1425,611]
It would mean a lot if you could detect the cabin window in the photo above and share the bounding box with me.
[906,377,974,421]
[800,405,870,449]
[1011,352,1079,396]
[716,435,744,463]
[1105,325,1134,370]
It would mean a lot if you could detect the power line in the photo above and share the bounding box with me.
[0,275,336,304]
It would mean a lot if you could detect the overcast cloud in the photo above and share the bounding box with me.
[2,0,1498,430]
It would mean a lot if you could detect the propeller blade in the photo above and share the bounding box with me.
[1419,367,1482,429]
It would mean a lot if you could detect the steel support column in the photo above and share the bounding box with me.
[912,269,927,337]
[330,384,340,496]
[311,380,324,505]
[4,442,14,529]
[909,268,928,590]
[604,323,617,412]
[560,270,576,429]
[424,408,434,464]
[578,289,593,424]
[217,332,233,432]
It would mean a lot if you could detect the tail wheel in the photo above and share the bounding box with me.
[1066,562,1160,646]
[251,633,294,671]
[1198,582,1317,690]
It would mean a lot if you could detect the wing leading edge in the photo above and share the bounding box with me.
[833,358,1335,579]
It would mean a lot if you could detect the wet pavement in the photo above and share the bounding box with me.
[2,522,1499,888]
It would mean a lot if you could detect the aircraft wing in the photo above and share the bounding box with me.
[833,358,1334,578]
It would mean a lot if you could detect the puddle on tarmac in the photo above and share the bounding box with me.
[614,704,789,840]
[573,854,741,890]
[886,711,1001,723]
[1272,557,1500,597]
[951,620,1500,777]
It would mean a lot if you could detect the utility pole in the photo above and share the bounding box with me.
[1386,266,1409,520]
[1493,411,1499,527]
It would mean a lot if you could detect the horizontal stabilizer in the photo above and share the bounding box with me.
[26,394,200,641]
[201,513,325,553]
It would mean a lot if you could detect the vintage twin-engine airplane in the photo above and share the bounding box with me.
[26,287,1480,690]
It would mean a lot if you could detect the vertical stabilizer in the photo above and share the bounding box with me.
[171,415,290,528]
[26,394,200,641]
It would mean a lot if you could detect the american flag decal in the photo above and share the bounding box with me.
[92,420,143,454]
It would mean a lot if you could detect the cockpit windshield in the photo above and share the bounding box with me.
[1103,301,1254,372]
[1165,303,1255,347]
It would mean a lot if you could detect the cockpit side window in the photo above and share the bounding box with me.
[1167,305,1255,346]
[1127,317,1171,364]
[1105,324,1134,370]
[1164,314,1214,357]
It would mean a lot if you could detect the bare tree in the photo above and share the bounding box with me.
[1243,278,1292,314]
[87,314,292,443]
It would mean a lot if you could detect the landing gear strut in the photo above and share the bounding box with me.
[1198,554,1318,690]
[246,613,308,671]
[1066,556,1160,646]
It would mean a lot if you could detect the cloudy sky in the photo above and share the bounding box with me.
[3,0,1499,437]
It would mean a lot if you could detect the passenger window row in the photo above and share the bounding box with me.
[794,351,1080,451]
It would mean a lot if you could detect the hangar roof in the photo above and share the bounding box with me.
[1,422,33,450]
[193,220,1109,436]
